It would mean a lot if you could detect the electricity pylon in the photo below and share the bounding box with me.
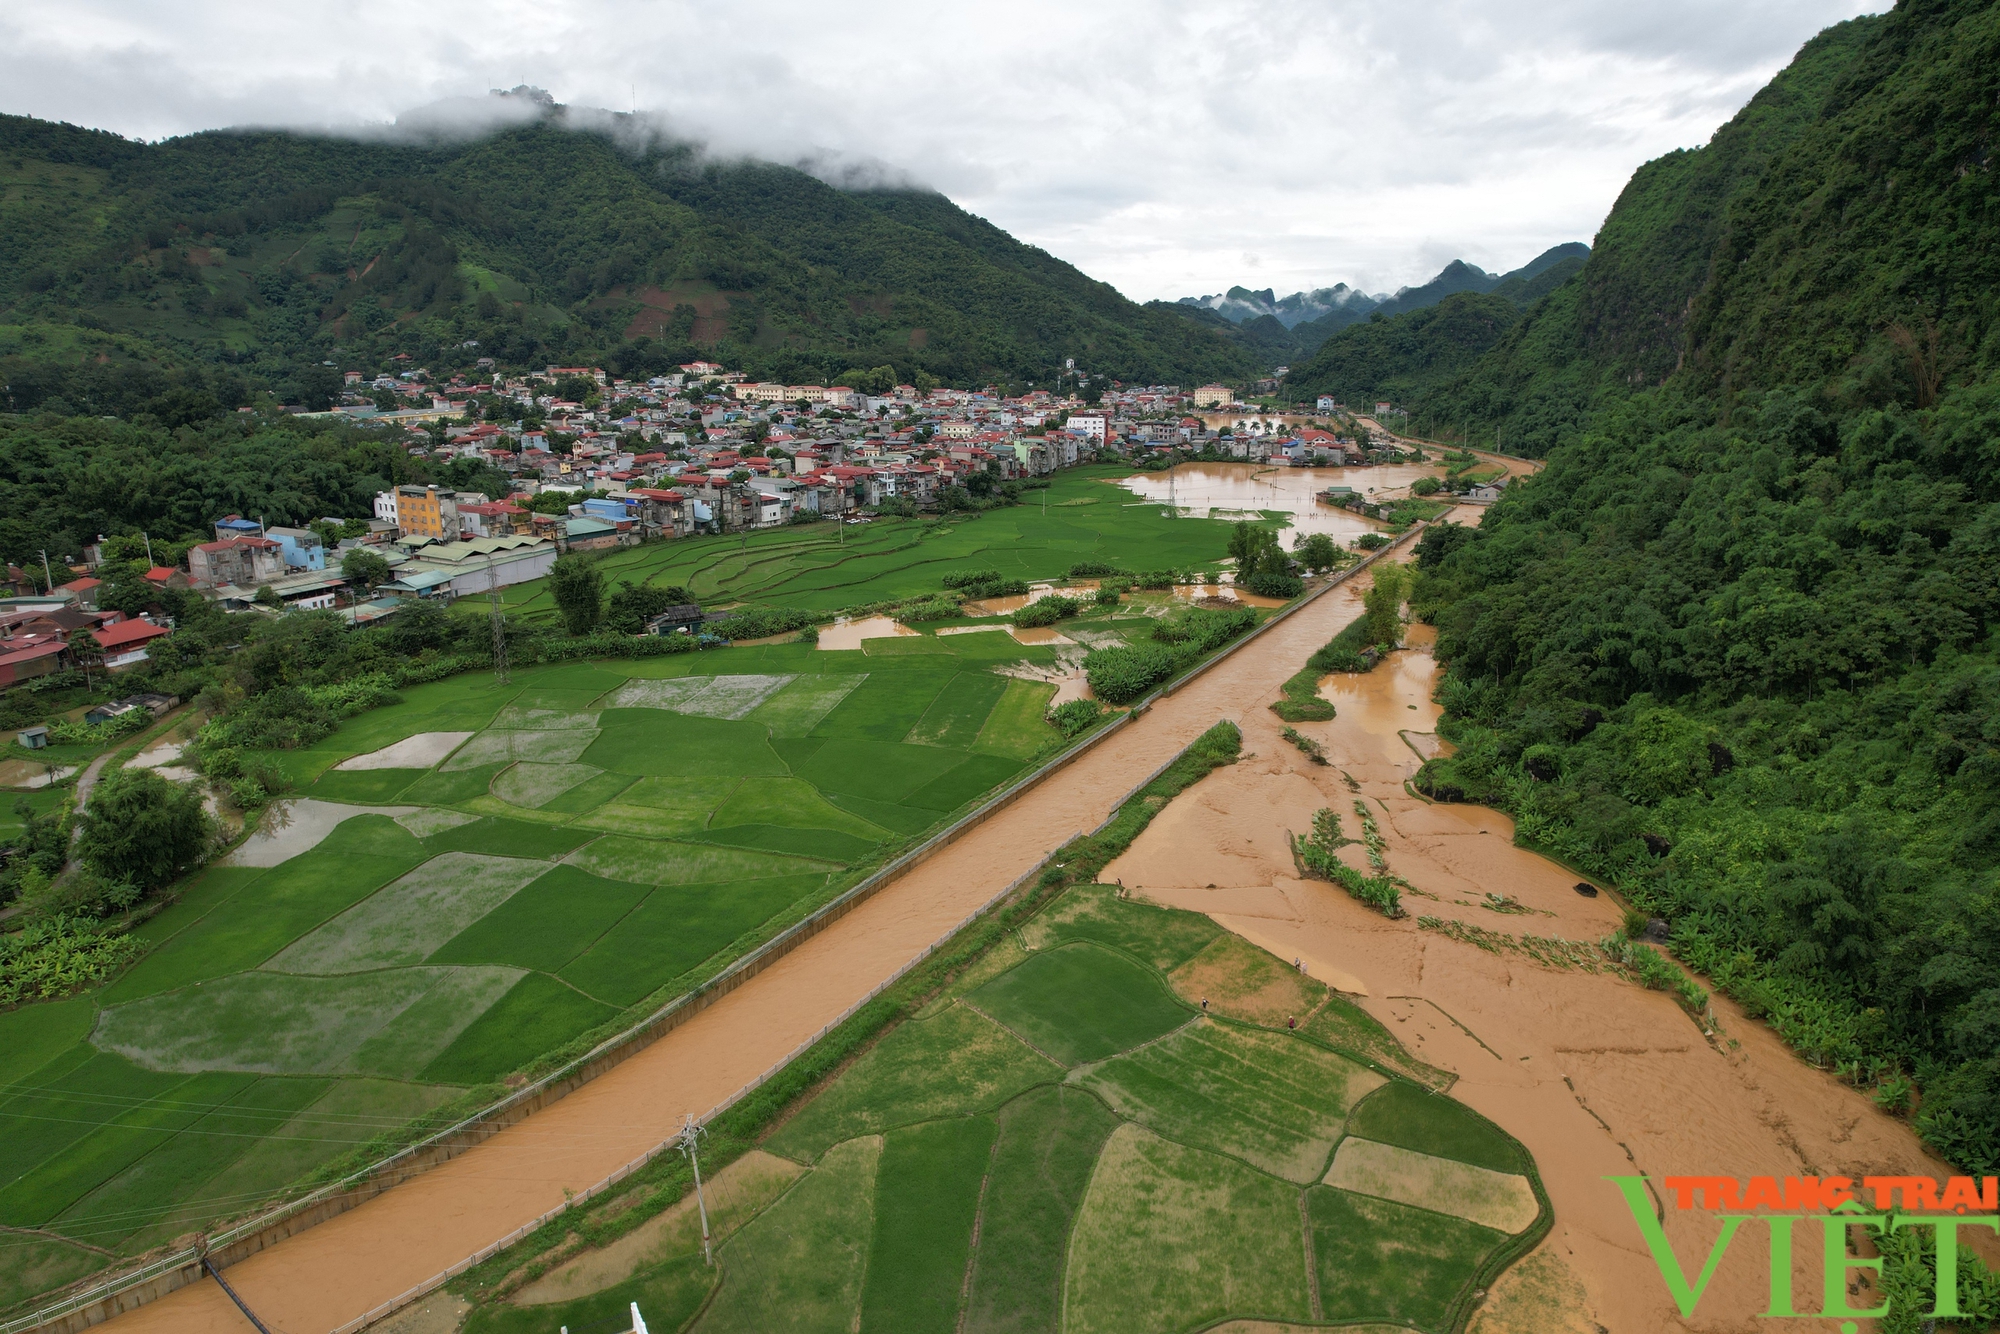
[486,552,509,684]
[676,1114,714,1265]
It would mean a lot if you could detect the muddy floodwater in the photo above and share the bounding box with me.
[813,613,918,650]
[1116,461,1443,541]
[1103,600,1974,1332]
[98,512,1960,1334]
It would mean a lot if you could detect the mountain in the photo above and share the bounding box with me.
[1175,283,1380,329]
[0,102,1256,413]
[1390,0,2000,1182]
[1162,243,1588,372]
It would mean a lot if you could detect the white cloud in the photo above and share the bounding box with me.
[0,0,1885,300]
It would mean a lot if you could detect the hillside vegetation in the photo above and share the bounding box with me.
[1399,0,2000,1174]
[0,105,1254,411]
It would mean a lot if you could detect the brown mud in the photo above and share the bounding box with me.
[99,550,1410,1333]
[1104,584,1973,1332]
[1117,462,1442,541]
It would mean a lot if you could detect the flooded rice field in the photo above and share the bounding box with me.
[1115,461,1443,541]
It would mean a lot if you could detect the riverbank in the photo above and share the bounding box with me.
[1103,600,1970,1332]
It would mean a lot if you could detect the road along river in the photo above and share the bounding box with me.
[100,525,1438,1332]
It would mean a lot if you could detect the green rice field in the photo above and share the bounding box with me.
[479,879,1550,1334]
[0,623,1179,1315]
[487,465,1260,622]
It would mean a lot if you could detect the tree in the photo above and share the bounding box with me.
[70,628,104,686]
[1294,532,1341,574]
[76,767,215,894]
[550,553,604,634]
[341,548,391,590]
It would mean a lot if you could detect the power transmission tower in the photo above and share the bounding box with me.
[676,1114,714,1265]
[486,553,509,684]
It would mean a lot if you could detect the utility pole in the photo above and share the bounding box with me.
[676,1114,714,1266]
[142,532,154,567]
[39,550,52,591]
[486,552,509,684]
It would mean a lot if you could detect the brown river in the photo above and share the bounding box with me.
[104,488,1960,1333]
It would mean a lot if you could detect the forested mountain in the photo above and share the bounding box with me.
[1402,0,2000,1174]
[0,103,1255,412]
[1190,243,1589,375]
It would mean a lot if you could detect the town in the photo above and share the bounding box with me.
[0,359,1447,689]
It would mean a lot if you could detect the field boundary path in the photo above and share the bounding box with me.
[63,529,1420,1334]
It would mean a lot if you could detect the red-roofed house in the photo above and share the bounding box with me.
[93,617,172,670]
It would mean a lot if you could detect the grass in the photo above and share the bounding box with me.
[709,777,892,843]
[94,966,521,1077]
[421,973,620,1084]
[744,673,868,737]
[581,710,785,777]
[972,678,1059,760]
[558,874,830,1007]
[901,753,1027,812]
[767,1003,1059,1163]
[0,994,95,1087]
[1166,931,1328,1025]
[1345,1080,1529,1174]
[485,467,1246,622]
[100,829,427,1002]
[421,816,596,860]
[51,1075,331,1247]
[905,671,1011,748]
[490,762,602,808]
[700,1135,881,1333]
[1323,1137,1539,1234]
[426,865,653,973]
[858,1116,997,1333]
[1298,995,1456,1091]
[1308,1185,1507,1332]
[267,854,549,974]
[1019,884,1222,972]
[1074,1018,1384,1183]
[464,1254,716,1334]
[1063,1123,1312,1334]
[970,942,1190,1066]
[564,836,838,887]
[962,1085,1121,1334]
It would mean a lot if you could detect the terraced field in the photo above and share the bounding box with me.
[0,634,1104,1311]
[475,882,1549,1334]
[488,465,1256,622]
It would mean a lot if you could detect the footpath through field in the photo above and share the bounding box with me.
[107,554,1395,1334]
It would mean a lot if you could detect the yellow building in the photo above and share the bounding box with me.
[394,486,460,540]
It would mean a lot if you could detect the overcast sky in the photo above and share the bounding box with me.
[0,0,1885,303]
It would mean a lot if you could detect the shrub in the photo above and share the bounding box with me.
[0,914,142,1005]
[1066,561,1127,578]
[1094,587,1121,606]
[941,569,1003,589]
[1012,595,1081,628]
[1083,643,1177,704]
[1281,726,1327,763]
[1355,532,1389,551]
[707,606,820,638]
[893,595,964,624]
[1271,666,1336,721]
[1049,699,1105,738]
[1292,808,1401,916]
[1245,569,1304,598]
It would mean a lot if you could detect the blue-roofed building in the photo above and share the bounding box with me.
[213,515,264,542]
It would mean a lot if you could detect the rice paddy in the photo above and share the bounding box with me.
[468,876,1549,1334]
[0,631,1134,1310]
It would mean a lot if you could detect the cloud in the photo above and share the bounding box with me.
[0,0,1885,300]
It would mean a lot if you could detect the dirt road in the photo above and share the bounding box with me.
[103,554,1398,1333]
